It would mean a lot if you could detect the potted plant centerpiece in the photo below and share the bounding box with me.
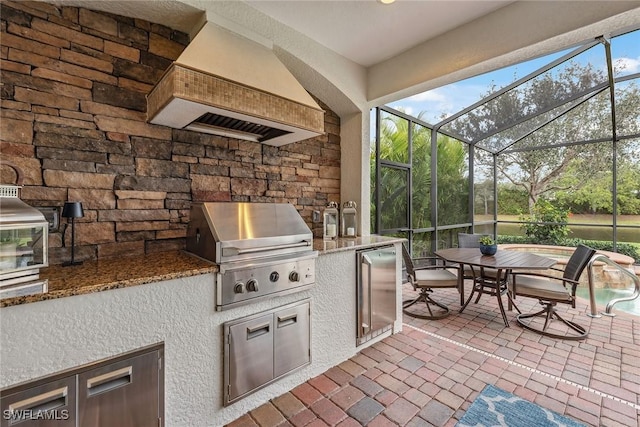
[479,235,497,256]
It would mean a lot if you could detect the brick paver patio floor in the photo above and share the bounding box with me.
[227,280,640,426]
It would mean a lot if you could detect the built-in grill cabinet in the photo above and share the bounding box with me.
[186,202,317,311]
[224,300,310,405]
[0,163,48,300]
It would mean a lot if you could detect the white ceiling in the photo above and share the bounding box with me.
[244,1,513,67]
[48,0,513,68]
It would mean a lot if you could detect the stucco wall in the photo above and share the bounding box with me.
[0,244,403,426]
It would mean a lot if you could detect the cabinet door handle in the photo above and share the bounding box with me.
[9,386,68,415]
[86,366,132,396]
[246,322,270,339]
[277,313,297,328]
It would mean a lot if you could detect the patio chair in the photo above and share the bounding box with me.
[457,233,502,306]
[402,244,460,320]
[509,244,596,340]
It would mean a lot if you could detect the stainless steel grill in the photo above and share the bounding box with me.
[186,202,317,311]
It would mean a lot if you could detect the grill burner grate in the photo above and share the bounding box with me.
[193,112,291,142]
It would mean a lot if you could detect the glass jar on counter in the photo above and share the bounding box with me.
[341,201,357,237]
[323,202,339,241]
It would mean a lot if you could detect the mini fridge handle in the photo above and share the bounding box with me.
[360,253,372,336]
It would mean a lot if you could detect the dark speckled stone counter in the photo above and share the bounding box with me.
[2,238,402,308]
[314,235,405,254]
[0,251,217,308]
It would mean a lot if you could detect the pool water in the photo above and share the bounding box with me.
[575,286,640,316]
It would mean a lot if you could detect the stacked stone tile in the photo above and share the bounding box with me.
[0,1,341,264]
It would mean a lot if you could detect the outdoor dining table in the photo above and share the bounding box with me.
[434,248,557,327]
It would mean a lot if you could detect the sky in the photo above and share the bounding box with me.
[387,29,640,126]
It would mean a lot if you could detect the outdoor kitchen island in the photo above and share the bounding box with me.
[0,236,403,426]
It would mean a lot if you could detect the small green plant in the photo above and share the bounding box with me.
[479,235,495,245]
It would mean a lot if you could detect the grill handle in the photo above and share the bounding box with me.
[223,241,311,256]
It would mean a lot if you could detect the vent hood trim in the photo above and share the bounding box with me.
[147,23,325,146]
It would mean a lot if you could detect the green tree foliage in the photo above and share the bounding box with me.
[446,60,640,215]
[519,199,570,244]
[474,179,494,216]
[371,111,468,232]
[436,134,469,226]
[496,185,529,215]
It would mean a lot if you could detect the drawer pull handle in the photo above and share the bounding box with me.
[9,386,68,419]
[277,314,298,328]
[246,322,270,339]
[87,366,132,396]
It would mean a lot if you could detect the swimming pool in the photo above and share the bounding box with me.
[575,286,640,316]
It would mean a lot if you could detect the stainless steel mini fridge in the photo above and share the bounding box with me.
[356,246,397,346]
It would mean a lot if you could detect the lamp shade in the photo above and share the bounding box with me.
[62,202,84,218]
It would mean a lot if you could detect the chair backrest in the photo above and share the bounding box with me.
[563,244,597,281]
[401,243,415,278]
[458,233,481,248]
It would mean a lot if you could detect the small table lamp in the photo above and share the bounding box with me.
[62,202,84,266]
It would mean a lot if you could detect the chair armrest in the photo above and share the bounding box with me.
[413,264,455,271]
[511,271,561,280]
[413,256,452,269]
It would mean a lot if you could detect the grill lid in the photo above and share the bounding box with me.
[186,202,313,264]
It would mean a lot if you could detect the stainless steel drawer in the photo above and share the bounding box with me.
[0,377,76,427]
[77,351,160,427]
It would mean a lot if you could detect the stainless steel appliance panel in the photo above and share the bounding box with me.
[217,254,315,309]
[186,202,313,264]
[356,246,397,344]
[77,351,160,427]
[224,299,311,405]
[0,377,76,427]
[227,313,275,402]
[274,302,310,378]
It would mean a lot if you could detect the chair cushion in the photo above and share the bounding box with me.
[511,275,572,302]
[415,269,458,288]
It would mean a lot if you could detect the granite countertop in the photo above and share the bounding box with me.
[1,251,217,308]
[2,237,403,308]
[314,235,405,254]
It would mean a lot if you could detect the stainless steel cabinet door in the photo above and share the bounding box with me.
[1,377,76,427]
[274,302,310,377]
[227,313,274,402]
[77,351,160,427]
[357,247,396,340]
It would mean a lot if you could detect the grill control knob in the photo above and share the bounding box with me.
[246,279,259,292]
[234,282,245,294]
[289,271,300,282]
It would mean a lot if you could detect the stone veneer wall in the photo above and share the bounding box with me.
[0,1,341,264]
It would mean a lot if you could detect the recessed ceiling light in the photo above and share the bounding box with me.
[378,0,396,4]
